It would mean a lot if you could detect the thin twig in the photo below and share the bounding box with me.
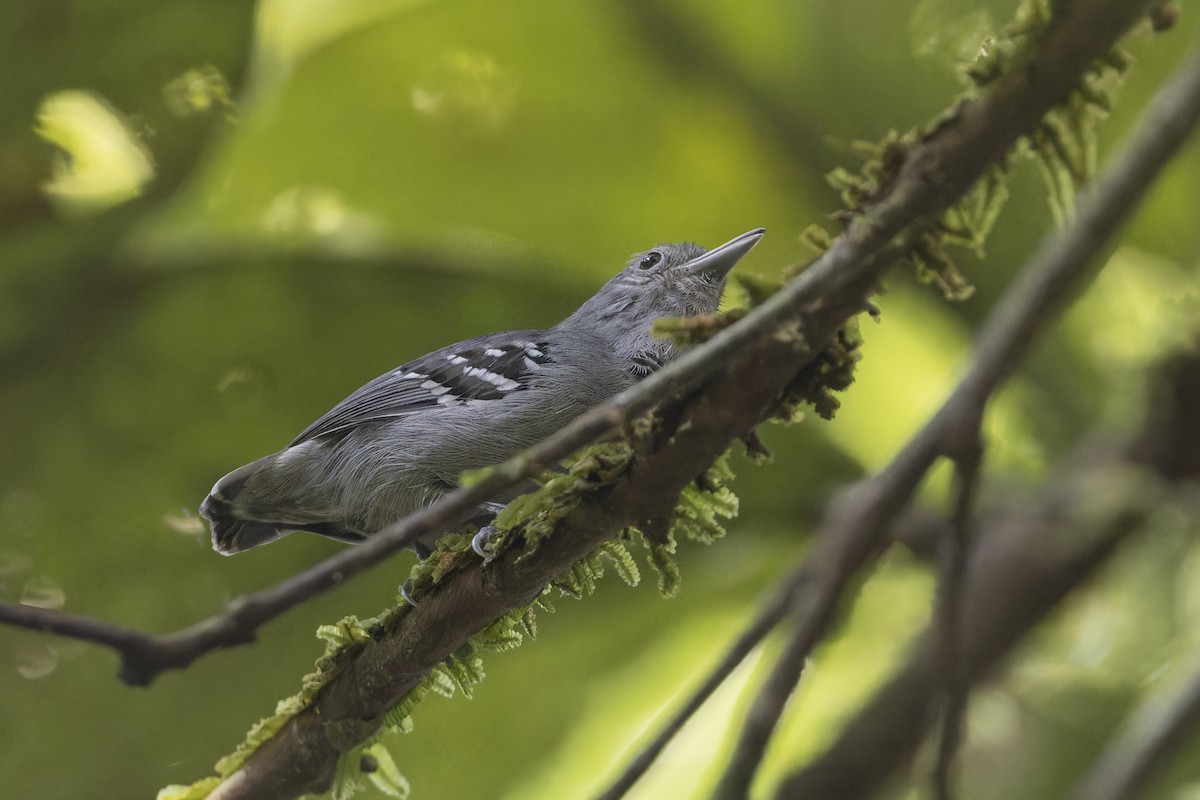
[0,601,163,657]
[210,17,1192,799]
[0,240,859,683]
[0,2,1161,796]
[711,34,1200,800]
[592,573,806,800]
[933,438,983,800]
[774,453,1176,799]
[774,343,1200,799]
[207,6,1160,796]
[0,0,1155,700]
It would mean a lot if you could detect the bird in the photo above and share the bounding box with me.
[200,228,765,557]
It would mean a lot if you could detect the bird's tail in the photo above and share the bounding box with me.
[200,459,293,555]
[205,513,291,555]
[200,454,368,555]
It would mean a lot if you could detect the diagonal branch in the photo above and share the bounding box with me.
[774,451,1184,799]
[932,440,983,800]
[776,346,1200,800]
[709,33,1200,800]
[189,4,1164,798]
[0,2,1166,797]
[592,571,802,800]
[0,0,1157,699]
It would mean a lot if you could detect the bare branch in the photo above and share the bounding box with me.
[601,9,1194,800]
[592,572,802,800]
[8,0,1154,702]
[932,440,983,800]
[0,601,167,661]
[774,341,1200,799]
[1,1,1167,795]
[191,3,1169,795]
[711,26,1200,800]
[773,452,1178,799]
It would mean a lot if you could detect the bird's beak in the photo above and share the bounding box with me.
[684,228,766,277]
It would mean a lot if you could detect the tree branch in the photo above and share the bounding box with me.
[773,452,1181,799]
[209,2,1159,796]
[592,569,802,800]
[775,343,1200,799]
[0,0,1156,704]
[710,25,1200,800]
[932,440,983,800]
[0,1,1165,796]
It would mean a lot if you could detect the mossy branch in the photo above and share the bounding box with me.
[196,2,1160,797]
[0,2,1170,799]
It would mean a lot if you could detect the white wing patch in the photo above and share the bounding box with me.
[287,333,555,445]
[463,365,520,391]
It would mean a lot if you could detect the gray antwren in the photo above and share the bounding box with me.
[201,228,765,556]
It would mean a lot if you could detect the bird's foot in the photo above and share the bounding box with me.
[471,500,511,563]
[471,525,501,562]
[399,578,419,606]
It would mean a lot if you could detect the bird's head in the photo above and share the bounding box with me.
[564,228,766,341]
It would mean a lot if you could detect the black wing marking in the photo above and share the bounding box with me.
[628,349,665,378]
[288,331,554,446]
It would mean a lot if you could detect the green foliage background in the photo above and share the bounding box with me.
[1,1,1199,798]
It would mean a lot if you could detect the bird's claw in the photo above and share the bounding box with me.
[399,578,418,606]
[472,525,500,562]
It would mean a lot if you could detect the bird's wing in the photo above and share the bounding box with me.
[287,331,555,446]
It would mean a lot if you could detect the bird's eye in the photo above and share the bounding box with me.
[638,251,662,270]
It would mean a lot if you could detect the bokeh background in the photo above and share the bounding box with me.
[2,1,1199,798]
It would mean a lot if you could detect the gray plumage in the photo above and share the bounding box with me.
[201,228,765,555]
